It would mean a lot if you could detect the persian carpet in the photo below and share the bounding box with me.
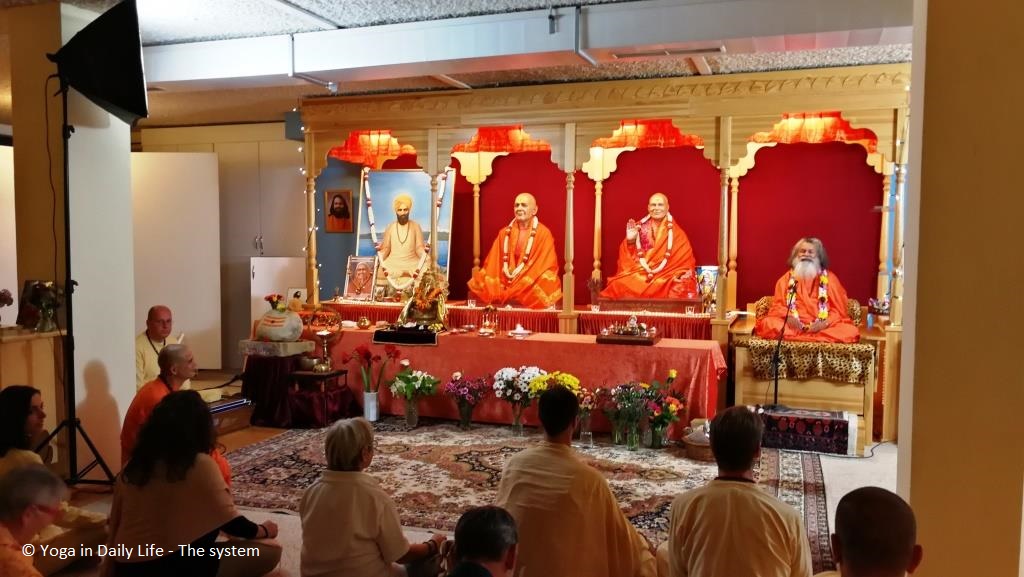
[227,417,834,572]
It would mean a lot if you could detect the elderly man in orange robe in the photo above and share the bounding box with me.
[754,237,860,343]
[600,193,698,299]
[120,344,233,485]
[468,193,562,309]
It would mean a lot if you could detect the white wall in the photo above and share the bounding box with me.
[62,3,136,475]
[0,146,17,325]
[131,153,222,369]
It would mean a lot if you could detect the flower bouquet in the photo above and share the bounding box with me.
[494,365,546,435]
[264,293,285,311]
[443,371,490,430]
[577,387,601,447]
[0,288,12,325]
[604,382,652,450]
[343,344,402,393]
[390,365,440,428]
[526,371,581,398]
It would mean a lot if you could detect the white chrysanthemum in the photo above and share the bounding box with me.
[496,390,504,398]
[513,393,521,400]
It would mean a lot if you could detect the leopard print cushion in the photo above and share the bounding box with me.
[747,338,875,384]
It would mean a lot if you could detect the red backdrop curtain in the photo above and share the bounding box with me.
[576,147,720,305]
[735,142,883,308]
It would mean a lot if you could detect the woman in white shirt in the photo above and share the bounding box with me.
[300,417,446,577]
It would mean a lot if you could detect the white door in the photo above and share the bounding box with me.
[250,256,305,330]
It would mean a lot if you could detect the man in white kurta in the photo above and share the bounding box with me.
[664,406,812,577]
[496,386,656,577]
[134,305,189,390]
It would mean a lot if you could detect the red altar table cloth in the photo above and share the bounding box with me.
[329,331,726,435]
[318,300,711,338]
[577,310,712,340]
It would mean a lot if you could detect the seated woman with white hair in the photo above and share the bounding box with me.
[300,417,447,577]
[0,465,67,577]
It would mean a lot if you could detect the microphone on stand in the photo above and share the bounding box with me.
[763,284,797,412]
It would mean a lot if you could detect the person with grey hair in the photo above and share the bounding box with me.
[816,487,923,577]
[120,344,232,485]
[662,406,811,577]
[0,465,67,577]
[300,417,446,577]
[447,506,518,577]
[754,237,859,343]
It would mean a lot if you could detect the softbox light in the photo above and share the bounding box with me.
[48,0,148,124]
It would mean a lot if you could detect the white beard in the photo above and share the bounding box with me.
[793,259,821,282]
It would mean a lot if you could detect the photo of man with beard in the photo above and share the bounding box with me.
[325,190,353,233]
[375,192,426,282]
[753,237,860,343]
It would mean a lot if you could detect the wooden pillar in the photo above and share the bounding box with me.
[304,133,319,304]
[726,177,739,311]
[430,174,440,270]
[592,180,604,281]
[878,173,893,301]
[451,151,507,275]
[710,116,732,354]
[558,123,578,334]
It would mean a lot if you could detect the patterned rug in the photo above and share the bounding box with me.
[228,417,834,572]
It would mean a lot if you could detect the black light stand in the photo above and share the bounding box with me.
[36,77,116,486]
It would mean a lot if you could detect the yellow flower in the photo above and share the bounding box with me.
[639,382,650,389]
[667,369,678,380]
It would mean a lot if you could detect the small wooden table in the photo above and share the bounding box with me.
[289,370,350,428]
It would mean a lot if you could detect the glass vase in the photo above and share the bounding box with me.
[511,404,524,436]
[626,422,641,451]
[612,420,624,445]
[578,411,594,448]
[649,424,666,449]
[405,399,419,428]
[458,402,473,430]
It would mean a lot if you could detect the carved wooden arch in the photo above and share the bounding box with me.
[450,126,553,273]
[583,119,707,282]
[724,112,896,310]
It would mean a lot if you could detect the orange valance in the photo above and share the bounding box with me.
[592,119,704,149]
[328,130,416,169]
[750,112,878,152]
[452,125,551,153]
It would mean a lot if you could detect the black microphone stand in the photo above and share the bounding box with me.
[764,285,798,412]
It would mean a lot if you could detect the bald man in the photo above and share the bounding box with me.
[468,193,562,309]
[121,344,231,484]
[600,193,698,299]
[135,305,187,390]
[817,487,923,577]
[376,192,426,287]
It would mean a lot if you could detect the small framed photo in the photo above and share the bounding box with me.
[287,287,308,303]
[344,256,377,301]
[324,189,354,233]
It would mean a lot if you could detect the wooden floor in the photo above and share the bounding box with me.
[220,425,282,453]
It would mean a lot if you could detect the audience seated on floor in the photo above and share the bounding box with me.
[121,344,232,485]
[0,465,67,577]
[106,391,281,577]
[496,386,656,577]
[815,487,923,577]
[0,385,106,576]
[446,506,518,577]
[300,417,447,577]
[660,405,812,577]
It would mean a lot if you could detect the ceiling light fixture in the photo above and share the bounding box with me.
[611,46,726,60]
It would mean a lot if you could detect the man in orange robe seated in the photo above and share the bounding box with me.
[467,193,562,309]
[120,344,233,485]
[600,193,698,299]
[754,237,860,343]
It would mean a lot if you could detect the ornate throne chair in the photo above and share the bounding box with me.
[731,297,877,455]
